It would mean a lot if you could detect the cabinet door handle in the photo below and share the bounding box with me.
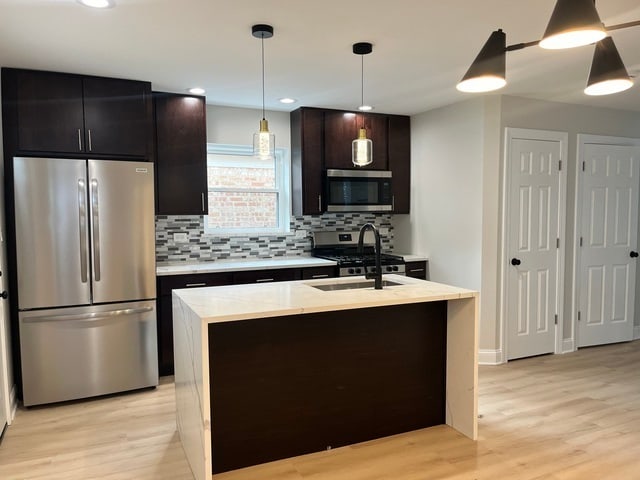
[256,278,274,283]
[318,195,322,212]
[185,283,207,287]
[409,268,424,273]
[88,129,93,151]
[201,193,205,213]
[78,129,82,151]
[392,195,395,211]
[311,274,330,279]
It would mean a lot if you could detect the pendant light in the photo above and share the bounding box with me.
[252,24,275,160]
[456,29,507,93]
[352,42,373,167]
[584,37,633,96]
[539,0,606,49]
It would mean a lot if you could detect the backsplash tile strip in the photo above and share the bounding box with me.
[156,214,394,263]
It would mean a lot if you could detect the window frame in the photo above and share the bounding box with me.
[204,143,291,236]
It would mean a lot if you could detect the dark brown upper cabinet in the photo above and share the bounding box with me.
[291,107,324,216]
[1,68,152,159]
[324,110,388,170]
[290,106,410,215]
[154,92,208,215]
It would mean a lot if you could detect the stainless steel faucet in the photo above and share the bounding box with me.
[357,223,382,289]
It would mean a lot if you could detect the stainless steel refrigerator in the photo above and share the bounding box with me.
[13,157,158,406]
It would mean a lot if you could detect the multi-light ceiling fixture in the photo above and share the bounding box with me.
[457,0,640,96]
[352,42,374,167]
[251,24,275,160]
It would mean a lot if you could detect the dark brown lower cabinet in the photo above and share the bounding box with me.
[157,272,232,376]
[208,301,447,474]
[405,260,428,280]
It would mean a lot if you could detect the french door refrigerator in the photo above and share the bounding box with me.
[13,157,158,406]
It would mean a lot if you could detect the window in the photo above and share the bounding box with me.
[205,144,290,236]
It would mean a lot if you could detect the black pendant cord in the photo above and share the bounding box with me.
[361,54,365,109]
[261,36,266,121]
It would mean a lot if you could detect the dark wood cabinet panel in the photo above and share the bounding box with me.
[154,92,208,215]
[388,115,411,213]
[405,261,428,280]
[324,111,388,170]
[291,107,324,215]
[13,70,85,153]
[1,68,152,159]
[209,301,447,473]
[83,76,152,157]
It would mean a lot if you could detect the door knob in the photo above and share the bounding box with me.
[631,251,639,258]
[511,258,521,266]
[0,291,7,299]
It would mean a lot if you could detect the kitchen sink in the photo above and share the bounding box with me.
[310,279,404,291]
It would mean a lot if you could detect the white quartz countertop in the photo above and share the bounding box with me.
[395,253,429,262]
[173,274,476,325]
[156,256,336,276]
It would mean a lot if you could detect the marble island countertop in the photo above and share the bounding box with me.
[173,274,474,325]
[156,256,336,276]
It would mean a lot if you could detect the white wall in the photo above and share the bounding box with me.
[395,98,485,290]
[206,105,290,147]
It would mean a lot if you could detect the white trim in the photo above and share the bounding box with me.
[561,338,576,354]
[500,128,568,362]
[634,325,640,340]
[478,349,504,365]
[572,135,640,350]
[9,384,16,424]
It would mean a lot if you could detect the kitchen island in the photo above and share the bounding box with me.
[172,275,478,480]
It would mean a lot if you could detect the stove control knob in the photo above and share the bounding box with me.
[348,268,355,275]
[355,268,362,274]
[393,266,399,271]
[386,266,393,272]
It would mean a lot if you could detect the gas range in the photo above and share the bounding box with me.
[311,230,405,277]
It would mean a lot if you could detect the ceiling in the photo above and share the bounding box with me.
[0,0,639,116]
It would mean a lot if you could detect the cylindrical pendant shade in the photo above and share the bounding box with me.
[253,119,275,160]
[539,0,606,49]
[457,29,506,93]
[352,128,372,167]
[585,37,633,96]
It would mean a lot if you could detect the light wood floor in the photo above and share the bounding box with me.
[1,340,639,479]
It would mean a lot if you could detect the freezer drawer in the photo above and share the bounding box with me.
[19,301,158,406]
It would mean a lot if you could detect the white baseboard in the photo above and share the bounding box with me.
[561,338,576,354]
[479,349,504,365]
[9,384,17,425]
[634,325,640,341]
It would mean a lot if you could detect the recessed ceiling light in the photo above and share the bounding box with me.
[358,105,373,111]
[188,87,206,95]
[279,98,297,104]
[77,0,115,8]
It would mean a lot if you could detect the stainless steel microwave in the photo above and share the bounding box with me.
[325,169,393,212]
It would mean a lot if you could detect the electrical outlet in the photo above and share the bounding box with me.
[173,232,188,243]
[295,230,307,239]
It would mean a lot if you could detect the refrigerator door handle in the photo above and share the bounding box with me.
[91,178,101,282]
[22,306,154,324]
[78,179,88,284]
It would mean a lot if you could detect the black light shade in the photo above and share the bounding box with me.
[585,37,633,95]
[457,29,506,93]
[539,0,606,49]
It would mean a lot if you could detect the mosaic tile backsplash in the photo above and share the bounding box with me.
[155,213,394,263]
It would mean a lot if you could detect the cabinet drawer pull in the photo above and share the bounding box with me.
[409,268,425,273]
[256,278,274,283]
[311,274,330,278]
[77,129,82,151]
[185,283,207,287]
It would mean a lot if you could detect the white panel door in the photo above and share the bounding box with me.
[578,144,640,347]
[507,138,561,360]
